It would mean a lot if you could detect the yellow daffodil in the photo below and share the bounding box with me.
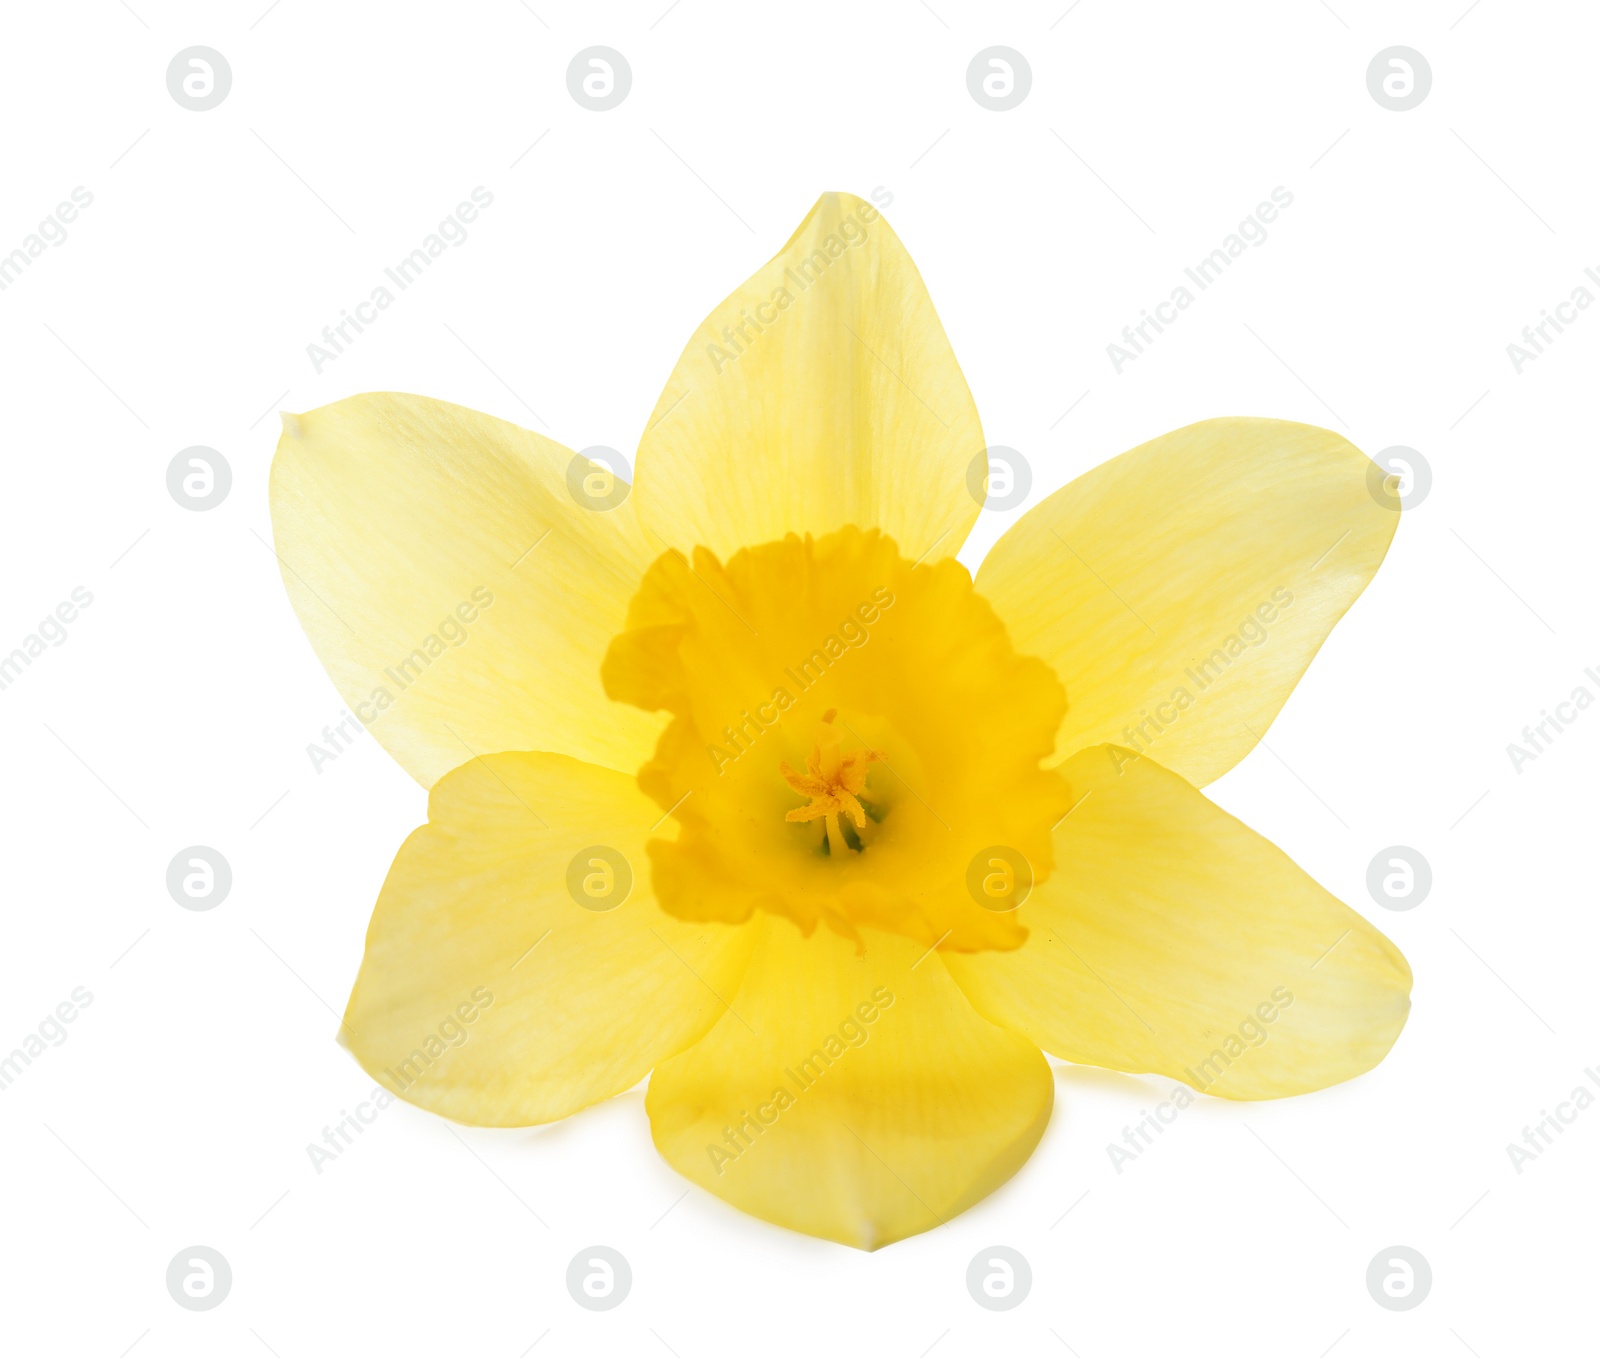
[270,191,1411,1251]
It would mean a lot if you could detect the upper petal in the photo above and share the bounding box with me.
[634,192,985,564]
[341,751,754,1126]
[976,418,1398,786]
[646,916,1053,1250]
[269,392,664,786]
[943,746,1411,1100]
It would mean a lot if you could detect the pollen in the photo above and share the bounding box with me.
[780,709,884,854]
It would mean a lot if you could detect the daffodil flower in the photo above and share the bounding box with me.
[270,192,1410,1250]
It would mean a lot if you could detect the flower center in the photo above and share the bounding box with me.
[780,709,884,855]
[601,526,1074,953]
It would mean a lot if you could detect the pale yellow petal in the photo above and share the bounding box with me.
[634,192,984,564]
[341,752,753,1126]
[976,418,1398,786]
[944,747,1411,1099]
[646,916,1052,1249]
[269,392,663,786]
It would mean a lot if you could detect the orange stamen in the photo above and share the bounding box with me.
[780,711,884,853]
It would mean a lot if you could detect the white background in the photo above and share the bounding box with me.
[1,1,1595,1354]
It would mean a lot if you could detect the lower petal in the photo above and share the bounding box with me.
[646,916,1053,1249]
[943,747,1411,1099]
[342,752,753,1126]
